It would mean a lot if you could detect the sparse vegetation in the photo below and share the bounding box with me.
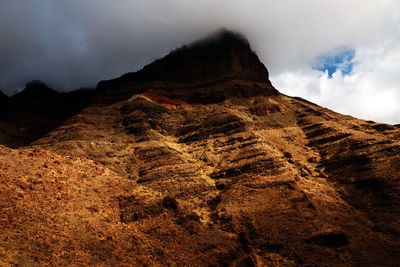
[0,30,399,267]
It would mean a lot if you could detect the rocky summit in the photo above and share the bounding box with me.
[1,30,400,266]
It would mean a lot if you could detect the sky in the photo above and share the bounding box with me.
[0,0,399,124]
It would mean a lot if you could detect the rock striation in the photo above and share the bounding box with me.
[0,30,400,266]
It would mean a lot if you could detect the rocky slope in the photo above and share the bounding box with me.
[1,30,400,266]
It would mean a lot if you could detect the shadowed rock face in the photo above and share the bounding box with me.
[11,80,59,102]
[1,31,400,266]
[97,30,277,104]
[0,81,95,148]
[0,91,10,112]
[0,90,9,102]
[99,30,271,87]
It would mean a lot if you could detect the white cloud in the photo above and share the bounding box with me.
[272,37,400,124]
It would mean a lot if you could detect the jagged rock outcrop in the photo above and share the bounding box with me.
[1,30,400,266]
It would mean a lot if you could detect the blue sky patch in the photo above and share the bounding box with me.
[313,47,355,78]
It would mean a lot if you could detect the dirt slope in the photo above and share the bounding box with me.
[0,30,399,266]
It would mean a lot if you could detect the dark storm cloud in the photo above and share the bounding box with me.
[0,0,203,93]
[0,0,377,93]
[0,1,399,123]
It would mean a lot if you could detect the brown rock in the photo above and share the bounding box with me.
[0,30,400,266]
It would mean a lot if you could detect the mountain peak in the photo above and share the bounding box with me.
[2,31,400,267]
[12,80,58,101]
[0,90,9,101]
[98,30,272,92]
[0,90,10,112]
[191,29,250,47]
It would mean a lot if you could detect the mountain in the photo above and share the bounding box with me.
[11,80,59,102]
[1,30,400,266]
[99,30,271,86]
[97,30,277,104]
[0,90,9,102]
[0,81,95,148]
[0,90,10,112]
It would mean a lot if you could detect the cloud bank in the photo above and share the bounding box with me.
[0,0,399,123]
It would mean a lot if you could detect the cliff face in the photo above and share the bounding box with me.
[1,31,400,266]
[97,30,277,104]
[99,30,271,87]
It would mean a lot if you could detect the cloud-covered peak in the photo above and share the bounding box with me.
[98,29,271,90]
[0,0,399,123]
